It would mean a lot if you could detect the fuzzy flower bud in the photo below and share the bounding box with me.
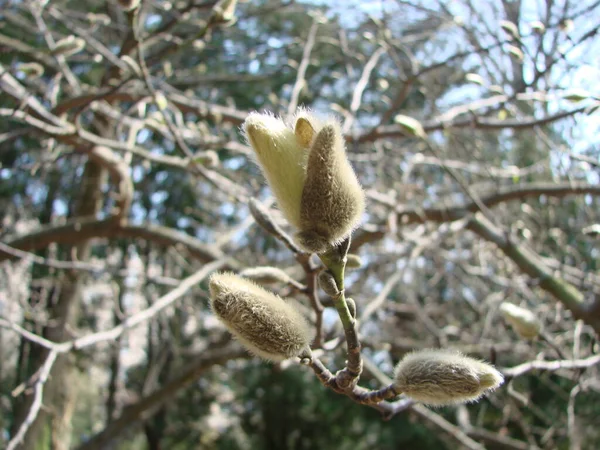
[318,270,340,297]
[209,273,313,361]
[393,349,504,406]
[52,36,86,57]
[499,302,541,339]
[243,110,365,253]
[345,254,363,269]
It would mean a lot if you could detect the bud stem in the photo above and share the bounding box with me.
[319,238,363,387]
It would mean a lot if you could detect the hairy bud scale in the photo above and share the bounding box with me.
[209,273,313,361]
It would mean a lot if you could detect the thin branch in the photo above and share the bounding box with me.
[343,45,387,133]
[7,350,58,450]
[76,343,248,450]
[369,182,600,225]
[0,260,227,356]
[468,213,600,333]
[0,218,227,264]
[288,20,318,115]
[502,353,600,377]
[357,106,587,142]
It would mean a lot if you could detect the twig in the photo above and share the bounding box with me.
[7,350,58,450]
[343,46,386,133]
[502,353,600,377]
[288,20,318,115]
[0,259,228,354]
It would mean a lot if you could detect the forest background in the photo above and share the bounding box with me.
[1,0,600,449]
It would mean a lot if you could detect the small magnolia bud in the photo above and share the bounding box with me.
[52,36,86,57]
[393,114,426,138]
[248,198,285,238]
[120,55,142,77]
[209,273,314,361]
[393,349,504,406]
[500,20,520,39]
[345,254,362,269]
[239,266,291,285]
[465,73,484,85]
[562,89,590,103]
[346,297,356,319]
[499,302,541,339]
[507,45,524,62]
[155,92,169,111]
[299,122,365,253]
[16,62,44,79]
[117,0,141,11]
[530,21,545,34]
[213,0,238,23]
[582,224,600,237]
[318,270,340,297]
[190,150,219,167]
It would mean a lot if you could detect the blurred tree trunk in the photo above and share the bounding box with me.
[11,160,104,449]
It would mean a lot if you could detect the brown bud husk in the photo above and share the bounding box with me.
[393,349,504,406]
[499,302,541,339]
[209,273,313,361]
[297,122,365,253]
[239,266,291,285]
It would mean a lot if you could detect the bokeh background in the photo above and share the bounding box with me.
[1,0,600,448]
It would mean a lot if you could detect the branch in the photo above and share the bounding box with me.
[75,343,248,450]
[288,20,318,115]
[370,182,600,225]
[357,106,587,142]
[502,353,600,377]
[468,214,600,333]
[6,351,58,450]
[0,218,225,264]
[0,260,227,354]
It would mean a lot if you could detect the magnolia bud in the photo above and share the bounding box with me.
[209,273,313,361]
[318,270,340,296]
[346,297,356,319]
[393,349,504,406]
[298,122,365,253]
[244,111,364,254]
[213,0,238,23]
[499,302,541,339]
[244,113,308,229]
[239,266,291,285]
[16,62,44,79]
[117,0,141,11]
[345,254,362,269]
[52,36,86,57]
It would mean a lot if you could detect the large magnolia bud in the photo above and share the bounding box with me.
[243,110,364,254]
[499,302,541,339]
[209,273,313,361]
[393,349,504,406]
[297,121,365,253]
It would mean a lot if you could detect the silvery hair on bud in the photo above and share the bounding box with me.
[209,273,313,361]
[393,349,504,406]
[296,120,365,253]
